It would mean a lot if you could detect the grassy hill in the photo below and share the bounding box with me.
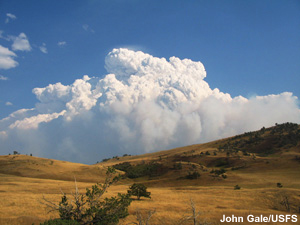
[98,122,300,187]
[0,154,109,183]
[0,122,299,224]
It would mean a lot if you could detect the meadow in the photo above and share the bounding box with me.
[1,123,300,225]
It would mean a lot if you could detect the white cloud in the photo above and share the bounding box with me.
[39,43,48,54]
[5,102,13,106]
[9,110,66,130]
[5,13,17,23]
[0,75,8,80]
[0,45,18,69]
[58,41,66,46]
[0,48,299,163]
[11,33,31,52]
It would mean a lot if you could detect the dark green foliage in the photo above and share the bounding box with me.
[42,167,132,225]
[101,158,110,162]
[40,219,80,225]
[128,183,151,200]
[234,185,241,190]
[214,158,229,167]
[185,171,201,179]
[113,162,132,172]
[173,162,182,170]
[205,151,210,155]
[219,123,300,157]
[277,183,283,188]
[210,168,226,176]
[113,162,168,178]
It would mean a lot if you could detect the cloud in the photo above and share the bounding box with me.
[0,45,18,69]
[5,13,17,23]
[0,48,299,163]
[0,75,8,80]
[39,43,48,54]
[82,24,95,33]
[58,41,66,47]
[5,102,13,106]
[11,33,31,52]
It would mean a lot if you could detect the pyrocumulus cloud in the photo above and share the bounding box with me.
[0,48,299,163]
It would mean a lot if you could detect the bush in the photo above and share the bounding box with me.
[173,162,182,170]
[114,162,168,178]
[128,183,151,200]
[42,167,132,225]
[40,219,80,225]
[185,171,201,179]
[234,185,241,190]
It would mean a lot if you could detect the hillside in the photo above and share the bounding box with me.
[0,122,300,225]
[0,154,109,183]
[98,122,300,188]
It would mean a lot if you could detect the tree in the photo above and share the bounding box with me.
[185,171,201,179]
[234,184,241,190]
[42,167,132,224]
[128,183,151,200]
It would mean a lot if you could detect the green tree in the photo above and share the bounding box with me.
[42,167,132,225]
[128,183,151,200]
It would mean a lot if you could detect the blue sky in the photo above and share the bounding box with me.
[1,0,299,118]
[0,0,300,163]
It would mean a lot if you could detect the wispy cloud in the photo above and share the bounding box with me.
[5,101,13,106]
[11,33,31,52]
[39,43,48,54]
[0,75,8,80]
[5,13,17,24]
[0,30,10,41]
[0,45,18,69]
[82,24,95,33]
[57,41,66,47]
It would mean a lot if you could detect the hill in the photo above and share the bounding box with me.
[0,154,109,183]
[98,122,300,188]
[0,122,299,225]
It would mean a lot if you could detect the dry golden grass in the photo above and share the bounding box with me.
[0,133,300,225]
[1,174,299,225]
[0,155,108,182]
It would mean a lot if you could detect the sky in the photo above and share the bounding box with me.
[0,0,299,164]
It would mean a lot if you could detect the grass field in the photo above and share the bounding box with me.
[1,124,300,224]
[0,154,299,225]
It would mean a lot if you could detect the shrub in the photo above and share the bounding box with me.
[277,183,283,188]
[185,171,201,179]
[128,183,151,200]
[40,219,80,225]
[215,159,229,167]
[42,167,132,225]
[173,162,183,170]
[234,185,241,190]
[114,162,168,178]
[210,168,226,176]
